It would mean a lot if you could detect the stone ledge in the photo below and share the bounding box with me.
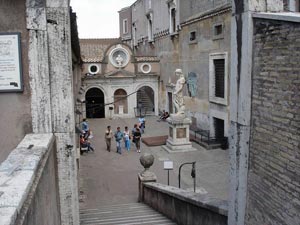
[143,182,228,216]
[0,133,54,225]
[253,12,300,23]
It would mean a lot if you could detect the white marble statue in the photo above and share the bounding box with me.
[172,68,186,119]
[116,54,123,66]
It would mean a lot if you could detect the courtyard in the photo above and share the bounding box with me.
[79,116,229,210]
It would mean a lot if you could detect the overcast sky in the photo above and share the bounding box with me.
[70,0,136,38]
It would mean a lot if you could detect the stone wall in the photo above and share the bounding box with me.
[142,182,228,225]
[0,134,60,225]
[246,18,300,225]
[0,0,32,163]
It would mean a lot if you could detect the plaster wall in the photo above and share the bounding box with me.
[0,0,32,163]
[131,0,169,55]
[151,0,169,36]
[134,9,231,131]
[180,0,231,22]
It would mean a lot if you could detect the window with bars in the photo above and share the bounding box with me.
[171,8,176,33]
[123,19,128,34]
[209,52,228,105]
[214,59,225,98]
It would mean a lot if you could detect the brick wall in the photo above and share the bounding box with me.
[246,18,300,225]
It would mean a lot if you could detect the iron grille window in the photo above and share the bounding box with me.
[171,8,176,33]
[214,59,225,98]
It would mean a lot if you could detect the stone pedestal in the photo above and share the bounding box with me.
[138,154,157,202]
[162,117,197,153]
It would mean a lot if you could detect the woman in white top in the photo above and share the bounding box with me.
[123,126,131,151]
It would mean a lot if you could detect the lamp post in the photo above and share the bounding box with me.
[178,162,196,192]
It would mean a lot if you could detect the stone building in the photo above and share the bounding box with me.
[79,39,160,118]
[229,0,300,225]
[119,0,232,143]
[0,0,81,224]
[120,0,300,225]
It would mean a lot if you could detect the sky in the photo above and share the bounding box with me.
[70,0,137,38]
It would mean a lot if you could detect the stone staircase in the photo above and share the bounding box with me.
[137,89,154,115]
[80,202,176,225]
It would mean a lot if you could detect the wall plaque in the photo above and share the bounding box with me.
[0,33,23,92]
[176,128,186,138]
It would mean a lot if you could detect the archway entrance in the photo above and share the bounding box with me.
[114,89,128,114]
[85,88,105,118]
[136,86,154,115]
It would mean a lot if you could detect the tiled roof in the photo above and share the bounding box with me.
[135,56,160,62]
[80,38,120,62]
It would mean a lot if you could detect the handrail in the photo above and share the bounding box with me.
[178,161,196,192]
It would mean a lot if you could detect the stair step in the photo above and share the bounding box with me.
[80,203,176,225]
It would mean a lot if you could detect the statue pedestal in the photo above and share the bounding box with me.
[162,117,197,153]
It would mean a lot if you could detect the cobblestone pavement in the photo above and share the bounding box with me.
[79,116,229,210]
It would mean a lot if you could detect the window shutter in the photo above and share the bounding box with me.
[214,59,225,98]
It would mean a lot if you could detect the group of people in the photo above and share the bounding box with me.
[157,110,170,122]
[105,122,143,154]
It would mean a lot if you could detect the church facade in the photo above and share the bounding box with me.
[79,39,160,118]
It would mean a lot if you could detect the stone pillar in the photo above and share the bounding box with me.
[138,153,157,202]
[229,1,283,225]
[26,0,79,224]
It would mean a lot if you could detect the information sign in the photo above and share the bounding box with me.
[0,33,23,92]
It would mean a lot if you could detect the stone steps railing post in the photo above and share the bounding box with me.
[138,153,157,202]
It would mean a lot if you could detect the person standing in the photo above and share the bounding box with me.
[131,124,138,146]
[138,116,145,133]
[123,126,131,151]
[82,118,89,132]
[114,127,123,154]
[81,118,90,139]
[134,127,142,153]
[105,126,113,152]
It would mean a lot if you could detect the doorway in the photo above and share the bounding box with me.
[136,86,154,115]
[213,117,224,141]
[85,88,105,118]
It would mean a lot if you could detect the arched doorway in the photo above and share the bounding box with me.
[136,86,154,116]
[85,88,105,118]
[114,89,128,114]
